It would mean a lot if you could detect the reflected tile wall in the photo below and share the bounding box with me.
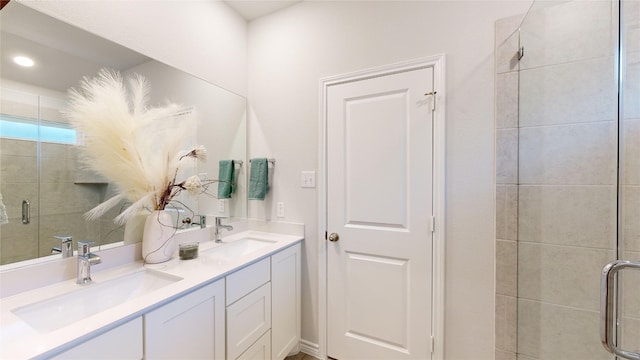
[0,138,120,264]
[0,139,39,264]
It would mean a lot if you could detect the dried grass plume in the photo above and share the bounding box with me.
[63,69,196,225]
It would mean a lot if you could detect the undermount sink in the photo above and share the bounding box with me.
[203,238,277,260]
[12,269,182,333]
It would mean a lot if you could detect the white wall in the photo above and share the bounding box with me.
[247,1,530,359]
[20,0,248,97]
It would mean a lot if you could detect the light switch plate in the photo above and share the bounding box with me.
[218,199,225,213]
[301,171,316,188]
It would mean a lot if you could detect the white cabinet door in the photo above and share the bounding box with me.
[227,282,272,360]
[237,330,271,360]
[271,244,301,360]
[145,279,225,359]
[54,317,142,359]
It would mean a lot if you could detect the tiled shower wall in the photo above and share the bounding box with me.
[495,13,521,360]
[496,1,640,359]
[0,93,122,265]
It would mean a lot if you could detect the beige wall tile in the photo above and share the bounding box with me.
[497,129,518,185]
[0,154,38,184]
[496,294,517,353]
[519,0,614,70]
[497,240,517,296]
[496,185,517,241]
[518,299,612,360]
[623,119,640,185]
[496,349,516,360]
[621,316,640,354]
[623,186,640,252]
[624,0,640,52]
[622,251,640,319]
[519,121,617,185]
[516,355,538,360]
[623,52,640,120]
[39,182,103,216]
[497,72,519,129]
[0,217,38,265]
[0,139,36,156]
[519,57,617,127]
[518,185,616,249]
[99,218,124,246]
[518,242,614,311]
[1,183,39,220]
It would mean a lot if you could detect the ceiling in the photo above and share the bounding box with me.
[0,2,150,92]
[224,0,302,21]
[0,1,301,93]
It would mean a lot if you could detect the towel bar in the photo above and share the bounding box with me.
[250,158,275,165]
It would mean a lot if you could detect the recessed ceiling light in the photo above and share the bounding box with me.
[14,56,35,67]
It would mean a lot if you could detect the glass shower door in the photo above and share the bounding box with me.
[515,0,638,359]
[0,88,41,264]
[612,0,640,357]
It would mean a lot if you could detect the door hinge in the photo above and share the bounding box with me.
[424,91,437,112]
[430,335,435,354]
[429,216,436,233]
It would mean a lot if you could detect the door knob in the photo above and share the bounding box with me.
[328,232,340,242]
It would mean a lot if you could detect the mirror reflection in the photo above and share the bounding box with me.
[0,3,247,266]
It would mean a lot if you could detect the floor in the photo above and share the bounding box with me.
[285,352,317,360]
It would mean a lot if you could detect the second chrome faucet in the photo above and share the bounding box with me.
[214,217,233,243]
[77,241,101,285]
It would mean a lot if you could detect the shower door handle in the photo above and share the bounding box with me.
[600,260,640,360]
[22,200,30,224]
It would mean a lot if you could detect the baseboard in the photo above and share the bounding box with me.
[300,339,320,359]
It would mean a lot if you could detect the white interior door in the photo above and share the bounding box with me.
[326,66,435,360]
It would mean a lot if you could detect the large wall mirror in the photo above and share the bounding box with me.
[0,3,247,266]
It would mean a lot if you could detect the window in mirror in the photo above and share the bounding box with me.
[1,115,77,145]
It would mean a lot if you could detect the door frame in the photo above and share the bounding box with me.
[318,55,446,360]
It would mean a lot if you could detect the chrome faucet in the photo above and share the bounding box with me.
[214,217,233,243]
[182,215,207,229]
[193,215,207,229]
[51,235,73,258]
[77,241,101,285]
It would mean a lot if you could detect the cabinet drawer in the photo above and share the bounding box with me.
[227,282,272,359]
[226,257,270,305]
[237,330,271,360]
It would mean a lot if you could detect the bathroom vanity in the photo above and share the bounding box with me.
[0,226,302,360]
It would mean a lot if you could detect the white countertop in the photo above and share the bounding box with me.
[0,230,303,359]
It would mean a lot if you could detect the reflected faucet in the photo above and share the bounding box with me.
[51,235,73,258]
[182,215,207,229]
[77,241,101,285]
[214,217,233,243]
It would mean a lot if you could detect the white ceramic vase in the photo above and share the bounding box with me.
[123,210,149,245]
[142,210,177,263]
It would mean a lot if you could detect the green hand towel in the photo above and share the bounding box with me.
[248,158,269,200]
[217,160,236,199]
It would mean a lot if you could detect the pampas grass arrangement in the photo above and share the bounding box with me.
[64,69,206,225]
